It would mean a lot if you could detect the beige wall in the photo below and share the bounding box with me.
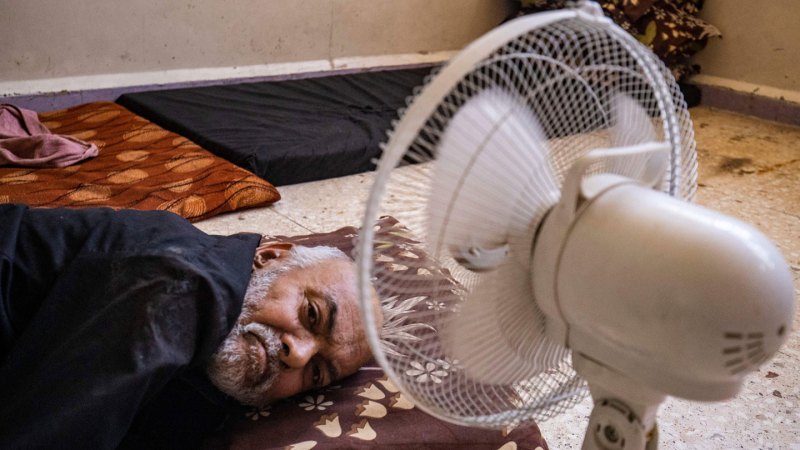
[692,0,800,96]
[0,0,511,87]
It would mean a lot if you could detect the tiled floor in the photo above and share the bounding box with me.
[195,106,800,449]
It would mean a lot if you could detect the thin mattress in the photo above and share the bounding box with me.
[117,67,434,186]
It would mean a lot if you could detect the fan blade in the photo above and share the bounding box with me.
[600,93,668,187]
[427,87,560,270]
[442,258,564,385]
[610,92,657,147]
[430,87,565,384]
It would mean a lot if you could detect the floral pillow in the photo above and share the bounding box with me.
[202,216,549,449]
[206,367,547,449]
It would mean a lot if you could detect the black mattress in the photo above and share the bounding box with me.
[117,67,434,186]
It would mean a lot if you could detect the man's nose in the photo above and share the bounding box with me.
[280,333,319,369]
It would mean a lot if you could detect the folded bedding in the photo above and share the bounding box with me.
[117,67,434,186]
[0,104,98,167]
[0,102,280,221]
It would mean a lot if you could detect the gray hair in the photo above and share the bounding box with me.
[243,245,350,317]
[284,244,350,268]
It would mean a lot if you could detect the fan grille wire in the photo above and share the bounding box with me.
[365,15,698,429]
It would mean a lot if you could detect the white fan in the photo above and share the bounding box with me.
[355,2,796,449]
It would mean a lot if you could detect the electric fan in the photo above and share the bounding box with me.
[355,2,796,449]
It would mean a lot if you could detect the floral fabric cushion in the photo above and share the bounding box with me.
[516,0,721,81]
[207,368,547,450]
[203,216,549,450]
[0,102,280,222]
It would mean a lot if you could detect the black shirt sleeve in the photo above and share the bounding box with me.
[1,255,212,449]
[0,205,260,449]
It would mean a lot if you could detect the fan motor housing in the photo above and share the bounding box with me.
[537,179,795,401]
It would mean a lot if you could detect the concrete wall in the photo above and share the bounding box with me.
[692,0,800,103]
[0,0,512,96]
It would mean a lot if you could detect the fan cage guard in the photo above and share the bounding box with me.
[357,9,698,430]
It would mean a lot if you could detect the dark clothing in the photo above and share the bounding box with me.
[0,204,260,449]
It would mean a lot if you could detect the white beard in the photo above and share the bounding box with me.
[206,268,284,406]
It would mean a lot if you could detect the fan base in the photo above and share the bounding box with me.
[575,354,663,450]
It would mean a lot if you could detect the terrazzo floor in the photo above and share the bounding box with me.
[195,106,800,449]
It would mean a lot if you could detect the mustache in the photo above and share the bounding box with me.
[242,321,283,389]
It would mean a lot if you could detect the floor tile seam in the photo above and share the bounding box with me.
[268,208,317,234]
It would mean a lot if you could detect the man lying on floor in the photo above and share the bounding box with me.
[0,204,381,449]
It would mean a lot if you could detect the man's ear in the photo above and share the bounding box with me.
[253,241,294,269]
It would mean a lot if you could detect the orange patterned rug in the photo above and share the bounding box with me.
[0,102,280,222]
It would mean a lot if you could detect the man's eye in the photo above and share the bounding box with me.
[312,363,322,386]
[307,301,318,327]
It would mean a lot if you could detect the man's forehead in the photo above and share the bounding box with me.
[300,257,370,376]
[325,285,362,345]
[325,290,371,376]
[306,259,357,312]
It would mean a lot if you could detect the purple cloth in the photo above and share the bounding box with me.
[0,104,98,167]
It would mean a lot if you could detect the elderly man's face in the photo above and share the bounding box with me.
[208,244,377,405]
